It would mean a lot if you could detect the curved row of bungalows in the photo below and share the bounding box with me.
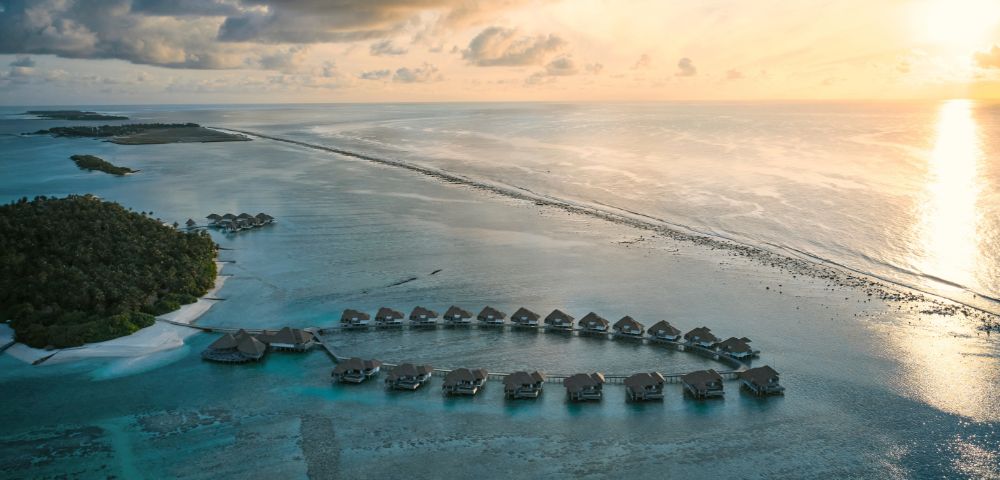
[201,327,314,363]
[503,371,546,399]
[332,357,383,383]
[564,372,606,401]
[205,212,275,233]
[385,363,434,390]
[442,368,488,395]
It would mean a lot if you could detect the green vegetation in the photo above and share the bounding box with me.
[70,154,136,176]
[25,110,129,120]
[0,195,218,348]
[31,123,199,138]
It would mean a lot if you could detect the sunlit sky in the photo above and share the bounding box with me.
[3,0,1000,104]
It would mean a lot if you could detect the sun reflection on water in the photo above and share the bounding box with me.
[916,99,982,291]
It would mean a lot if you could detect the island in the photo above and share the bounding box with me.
[70,154,137,176]
[29,123,250,145]
[0,195,218,348]
[24,110,128,121]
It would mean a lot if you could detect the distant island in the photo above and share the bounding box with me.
[0,195,218,348]
[24,110,128,121]
[70,154,136,176]
[29,123,250,145]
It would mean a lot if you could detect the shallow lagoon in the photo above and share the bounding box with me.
[0,106,998,478]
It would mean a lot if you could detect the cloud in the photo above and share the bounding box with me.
[10,55,35,67]
[675,57,696,76]
[359,69,392,80]
[632,54,650,70]
[543,56,577,76]
[725,69,743,80]
[0,1,529,69]
[258,46,308,72]
[392,63,441,83]
[974,45,1000,68]
[369,39,408,56]
[462,26,566,66]
[585,62,603,74]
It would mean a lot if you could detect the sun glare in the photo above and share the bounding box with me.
[912,0,1000,51]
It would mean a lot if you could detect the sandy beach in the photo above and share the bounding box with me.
[2,262,227,365]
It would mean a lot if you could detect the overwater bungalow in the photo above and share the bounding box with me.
[255,212,275,225]
[544,309,575,330]
[503,371,546,399]
[340,309,372,328]
[612,316,645,338]
[217,219,237,233]
[441,368,488,396]
[206,213,222,225]
[332,357,383,383]
[511,307,540,327]
[477,306,507,326]
[409,306,439,326]
[646,320,682,341]
[624,372,666,401]
[255,327,315,352]
[564,372,606,401]
[185,218,197,228]
[375,307,405,326]
[681,369,724,399]
[235,218,251,230]
[739,365,785,396]
[716,337,754,359]
[201,330,268,363]
[443,306,473,325]
[385,363,434,390]
[684,326,720,349]
[578,312,610,334]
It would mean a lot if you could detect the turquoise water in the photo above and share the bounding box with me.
[0,104,998,478]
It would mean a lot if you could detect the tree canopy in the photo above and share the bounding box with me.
[0,195,217,348]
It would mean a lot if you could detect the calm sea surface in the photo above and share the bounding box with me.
[0,102,997,478]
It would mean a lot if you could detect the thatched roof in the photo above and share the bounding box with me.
[235,331,267,357]
[680,369,722,390]
[613,315,643,331]
[579,312,609,329]
[443,368,488,386]
[208,333,238,350]
[376,307,404,320]
[503,371,545,386]
[237,212,253,219]
[333,357,382,375]
[185,218,197,226]
[544,309,574,325]
[738,365,779,386]
[222,213,236,220]
[684,326,719,343]
[717,337,752,354]
[443,306,472,319]
[564,372,605,393]
[259,326,313,345]
[477,306,506,320]
[255,212,272,220]
[386,363,434,381]
[206,213,222,220]
[341,309,370,322]
[410,306,438,320]
[511,307,539,322]
[647,320,681,336]
[624,372,666,390]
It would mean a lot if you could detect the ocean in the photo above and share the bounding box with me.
[0,102,997,478]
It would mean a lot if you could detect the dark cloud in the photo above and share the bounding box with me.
[543,56,577,76]
[258,46,308,72]
[359,69,392,80]
[975,45,1000,69]
[675,57,696,76]
[0,0,526,69]
[370,39,408,56]
[10,55,35,67]
[393,63,441,83]
[462,27,566,66]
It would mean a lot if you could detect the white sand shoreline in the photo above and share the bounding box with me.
[3,262,227,365]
